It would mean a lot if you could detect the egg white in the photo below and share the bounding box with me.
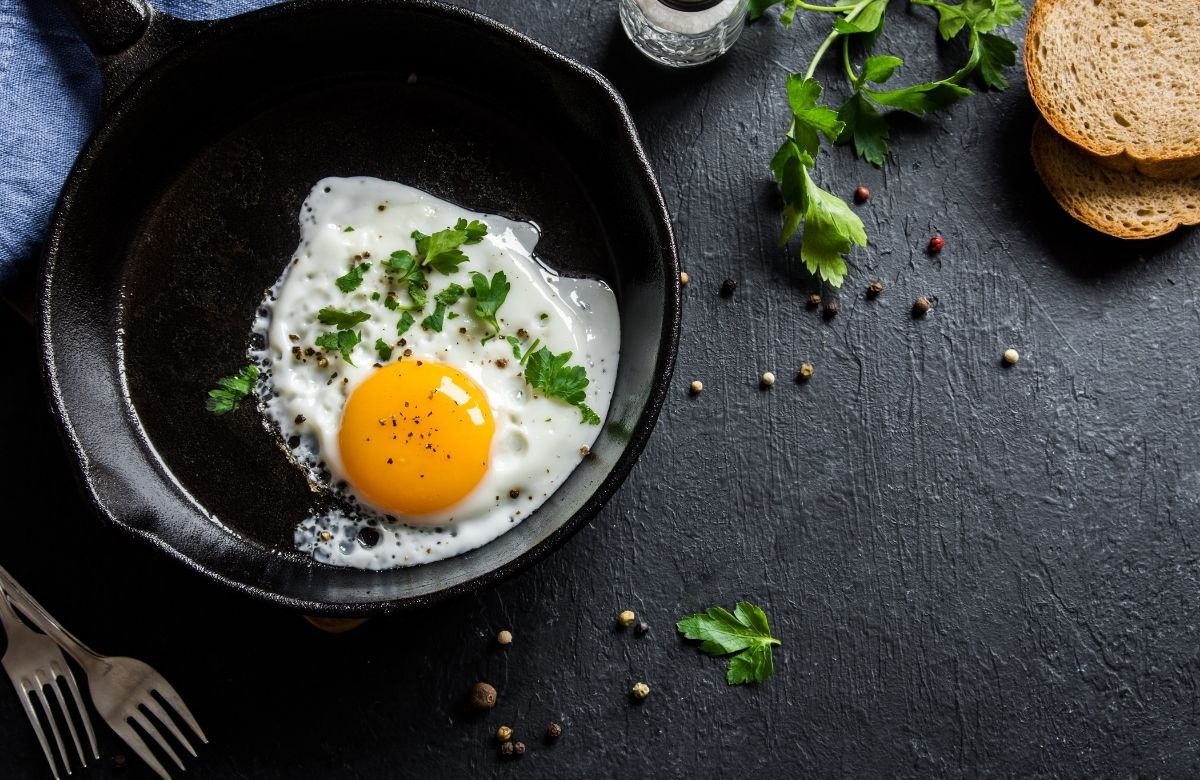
[252,177,620,569]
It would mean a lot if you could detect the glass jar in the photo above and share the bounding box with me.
[619,0,749,68]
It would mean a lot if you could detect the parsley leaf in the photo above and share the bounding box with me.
[861,54,903,84]
[382,250,423,285]
[407,282,428,310]
[397,311,415,336]
[524,346,601,425]
[317,307,370,329]
[383,294,400,311]
[837,92,889,166]
[375,338,393,362]
[974,31,1017,90]
[421,304,447,333]
[677,602,781,685]
[785,76,845,157]
[412,218,488,275]
[747,0,780,20]
[864,79,972,115]
[506,335,522,359]
[796,165,867,286]
[343,226,354,232]
[315,329,361,365]
[205,364,259,415]
[832,0,887,34]
[335,262,371,293]
[469,271,511,335]
[434,283,466,307]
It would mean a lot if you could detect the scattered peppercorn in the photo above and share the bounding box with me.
[760,371,776,387]
[913,296,931,316]
[823,301,839,319]
[496,725,513,742]
[469,682,497,710]
[500,741,515,756]
[579,446,590,457]
[546,722,563,741]
[634,621,650,637]
[720,278,737,296]
[497,630,513,646]
[1003,348,1020,365]
[618,610,636,627]
[689,380,703,395]
[928,235,945,253]
[407,73,418,84]
[867,281,883,298]
[807,293,822,308]
[679,271,690,285]
[509,488,521,499]
[513,741,526,756]
[854,185,870,203]
[294,414,306,424]
[631,682,650,700]
[797,362,815,381]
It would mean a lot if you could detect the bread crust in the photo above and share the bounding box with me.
[1025,0,1200,180]
[1031,119,1200,239]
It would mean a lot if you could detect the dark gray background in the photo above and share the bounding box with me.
[4,0,1200,777]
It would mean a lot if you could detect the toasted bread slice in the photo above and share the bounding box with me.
[1025,0,1200,179]
[1031,118,1200,239]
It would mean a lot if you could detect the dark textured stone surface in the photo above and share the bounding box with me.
[4,0,1200,777]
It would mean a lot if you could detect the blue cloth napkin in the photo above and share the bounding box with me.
[0,0,281,289]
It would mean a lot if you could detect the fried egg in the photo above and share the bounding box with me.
[252,177,619,569]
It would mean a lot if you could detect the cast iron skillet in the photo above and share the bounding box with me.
[41,0,679,615]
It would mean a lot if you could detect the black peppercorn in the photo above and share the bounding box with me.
[500,741,515,756]
[546,722,563,740]
[720,278,737,296]
[913,296,931,316]
[634,621,650,637]
[823,301,839,319]
[854,185,870,203]
[867,281,883,298]
[807,293,822,308]
[513,742,526,756]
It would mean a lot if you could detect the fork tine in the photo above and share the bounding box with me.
[16,681,61,780]
[47,662,87,768]
[57,661,99,760]
[143,695,196,757]
[31,676,72,775]
[152,680,208,744]
[130,708,185,771]
[111,717,172,780]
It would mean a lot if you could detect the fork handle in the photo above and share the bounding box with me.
[0,564,105,669]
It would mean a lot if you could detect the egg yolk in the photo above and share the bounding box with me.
[338,360,494,517]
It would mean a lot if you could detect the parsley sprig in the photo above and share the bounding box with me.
[752,0,1024,286]
[677,601,781,685]
[205,364,259,415]
[411,218,487,275]
[524,346,601,425]
[469,271,511,336]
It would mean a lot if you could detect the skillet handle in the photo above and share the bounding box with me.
[55,0,206,107]
[57,0,152,57]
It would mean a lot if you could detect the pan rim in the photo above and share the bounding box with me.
[38,0,681,616]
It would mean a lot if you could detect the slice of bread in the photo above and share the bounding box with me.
[1031,118,1200,239]
[1025,0,1200,179]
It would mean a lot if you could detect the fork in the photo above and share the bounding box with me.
[0,565,208,779]
[0,578,98,778]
